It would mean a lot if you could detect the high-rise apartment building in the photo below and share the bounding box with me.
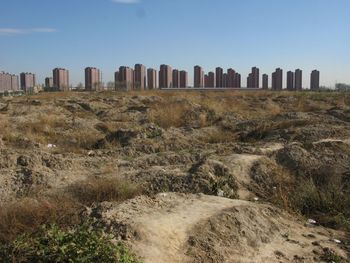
[11,74,19,91]
[147,68,157,89]
[247,73,253,88]
[235,73,241,88]
[45,77,54,89]
[0,72,19,92]
[20,72,36,92]
[159,64,172,89]
[227,68,236,88]
[272,68,283,90]
[85,67,102,91]
[180,70,188,88]
[223,73,228,88]
[118,66,134,91]
[247,67,259,88]
[114,71,119,90]
[0,72,11,92]
[215,67,223,88]
[287,71,295,91]
[252,67,260,88]
[204,74,209,88]
[295,69,303,91]
[262,74,268,89]
[310,70,320,91]
[134,64,146,90]
[207,72,215,88]
[53,68,69,91]
[194,65,204,88]
[172,69,180,88]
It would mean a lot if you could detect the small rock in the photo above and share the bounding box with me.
[274,251,285,258]
[31,100,41,106]
[17,155,30,166]
[307,219,317,225]
[217,189,224,197]
[293,255,305,261]
[332,239,341,244]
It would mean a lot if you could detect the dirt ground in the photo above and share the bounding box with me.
[1,91,350,262]
[89,193,347,263]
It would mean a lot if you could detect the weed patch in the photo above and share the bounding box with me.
[0,223,141,263]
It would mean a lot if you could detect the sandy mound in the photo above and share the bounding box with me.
[89,193,347,263]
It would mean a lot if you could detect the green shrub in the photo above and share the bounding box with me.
[0,224,141,263]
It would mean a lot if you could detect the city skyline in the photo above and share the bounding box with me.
[0,0,349,87]
[1,65,321,91]
[0,64,330,90]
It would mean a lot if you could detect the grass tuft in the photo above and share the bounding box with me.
[0,195,81,243]
[68,177,143,206]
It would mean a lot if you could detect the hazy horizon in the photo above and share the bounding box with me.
[1,0,349,88]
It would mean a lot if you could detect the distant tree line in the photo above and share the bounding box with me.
[335,83,350,92]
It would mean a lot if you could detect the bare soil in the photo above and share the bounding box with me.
[1,91,350,262]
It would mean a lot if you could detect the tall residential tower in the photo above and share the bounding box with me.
[159,65,173,89]
[85,67,102,91]
[310,70,320,91]
[53,68,69,91]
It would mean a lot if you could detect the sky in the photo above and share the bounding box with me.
[0,0,350,88]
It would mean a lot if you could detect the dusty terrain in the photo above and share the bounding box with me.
[1,91,350,262]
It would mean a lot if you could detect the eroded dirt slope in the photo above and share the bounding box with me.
[89,193,347,263]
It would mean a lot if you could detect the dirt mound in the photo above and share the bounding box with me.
[188,206,346,263]
[130,157,239,198]
[274,140,350,180]
[88,193,348,263]
[274,143,319,177]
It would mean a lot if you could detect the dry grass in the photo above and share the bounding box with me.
[150,90,349,117]
[0,115,10,138]
[2,113,66,146]
[29,91,75,101]
[2,91,350,151]
[0,195,81,243]
[250,160,295,212]
[0,176,143,243]
[268,165,295,212]
[2,112,103,152]
[252,159,350,231]
[67,176,143,206]
[241,119,316,142]
[149,101,190,129]
[147,91,296,123]
[200,129,238,144]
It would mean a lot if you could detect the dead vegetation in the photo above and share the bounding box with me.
[1,91,349,152]
[0,176,142,243]
[251,158,350,231]
[68,176,143,206]
[0,195,81,243]
[149,101,191,129]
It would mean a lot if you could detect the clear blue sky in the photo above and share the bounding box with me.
[1,0,349,88]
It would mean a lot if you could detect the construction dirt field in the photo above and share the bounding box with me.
[1,90,350,262]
